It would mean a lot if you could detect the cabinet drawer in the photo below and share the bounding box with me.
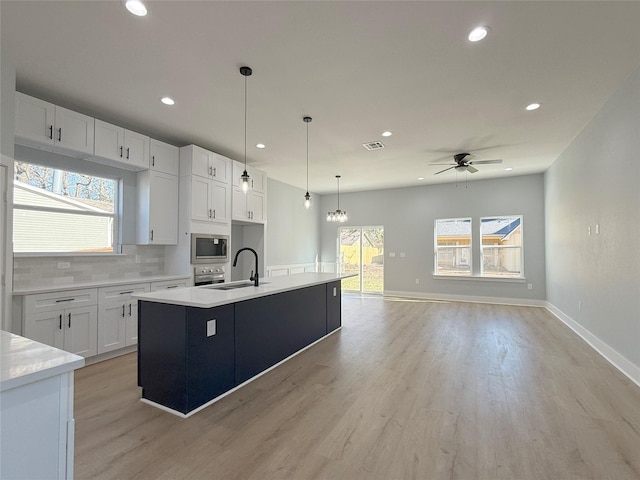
[24,288,97,314]
[98,283,149,303]
[150,279,190,292]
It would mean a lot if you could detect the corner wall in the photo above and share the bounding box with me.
[545,68,640,381]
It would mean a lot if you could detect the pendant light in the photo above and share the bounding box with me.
[239,66,252,194]
[303,116,312,209]
[326,175,348,222]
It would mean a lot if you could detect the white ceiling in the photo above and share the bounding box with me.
[2,1,639,194]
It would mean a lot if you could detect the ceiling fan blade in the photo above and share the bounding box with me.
[469,159,502,165]
[466,165,479,173]
[434,166,455,175]
[428,163,455,166]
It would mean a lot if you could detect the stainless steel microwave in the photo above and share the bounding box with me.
[191,234,229,264]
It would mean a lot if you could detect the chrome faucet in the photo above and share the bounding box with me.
[232,247,260,286]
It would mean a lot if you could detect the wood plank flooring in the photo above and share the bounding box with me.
[74,296,640,480]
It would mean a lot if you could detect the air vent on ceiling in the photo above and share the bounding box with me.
[362,141,385,151]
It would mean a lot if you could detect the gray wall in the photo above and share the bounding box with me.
[545,68,640,368]
[319,174,546,301]
[266,178,319,266]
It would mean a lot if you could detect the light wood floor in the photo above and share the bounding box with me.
[74,296,640,480]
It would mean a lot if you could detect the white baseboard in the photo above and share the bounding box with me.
[545,302,640,387]
[383,290,547,307]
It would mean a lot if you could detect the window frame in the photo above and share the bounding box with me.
[434,217,473,277]
[13,160,120,255]
[479,215,524,279]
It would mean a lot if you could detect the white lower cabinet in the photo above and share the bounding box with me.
[24,305,98,358]
[150,279,190,291]
[97,283,149,354]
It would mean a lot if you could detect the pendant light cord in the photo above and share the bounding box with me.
[306,122,309,192]
[244,74,248,170]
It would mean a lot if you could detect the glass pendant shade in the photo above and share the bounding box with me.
[304,191,311,209]
[326,175,347,222]
[241,169,250,193]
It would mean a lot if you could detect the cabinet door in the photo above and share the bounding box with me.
[232,187,247,220]
[148,171,178,244]
[15,92,55,146]
[248,191,265,223]
[97,302,126,354]
[54,106,95,155]
[211,154,230,184]
[191,176,213,222]
[124,130,149,169]
[191,146,213,179]
[64,305,98,357]
[150,139,179,175]
[94,119,123,162]
[211,182,230,224]
[249,167,265,193]
[125,301,139,346]
[23,310,65,350]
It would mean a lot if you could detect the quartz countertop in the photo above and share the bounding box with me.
[134,272,352,309]
[0,331,85,392]
[12,274,191,296]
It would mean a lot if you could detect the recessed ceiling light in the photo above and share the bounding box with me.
[256,143,266,149]
[504,167,513,171]
[381,131,392,137]
[417,177,425,181]
[125,0,147,16]
[525,103,541,111]
[160,97,175,106]
[468,26,489,42]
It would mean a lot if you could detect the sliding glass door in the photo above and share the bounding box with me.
[338,226,384,294]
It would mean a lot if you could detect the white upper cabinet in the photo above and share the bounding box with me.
[15,92,95,157]
[94,119,149,170]
[150,139,179,176]
[181,145,230,184]
[136,170,179,245]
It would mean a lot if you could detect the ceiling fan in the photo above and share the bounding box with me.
[430,152,502,175]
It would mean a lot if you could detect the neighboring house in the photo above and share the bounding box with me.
[13,181,113,253]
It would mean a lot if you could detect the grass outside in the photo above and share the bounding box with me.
[341,264,383,293]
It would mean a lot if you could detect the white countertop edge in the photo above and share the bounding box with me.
[12,274,192,296]
[1,331,85,392]
[134,273,354,309]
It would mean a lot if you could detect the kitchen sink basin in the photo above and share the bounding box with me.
[205,281,269,290]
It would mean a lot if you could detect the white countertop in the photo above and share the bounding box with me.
[0,331,85,392]
[134,272,352,308]
[12,274,191,296]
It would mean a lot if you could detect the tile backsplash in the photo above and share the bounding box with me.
[13,245,165,290]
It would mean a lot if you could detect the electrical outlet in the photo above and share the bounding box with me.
[415,278,420,284]
[588,226,591,236]
[207,319,217,337]
[596,224,600,235]
[57,262,70,269]
[135,255,142,263]
[578,300,582,311]
[527,284,533,290]
[389,252,396,257]
[400,252,406,258]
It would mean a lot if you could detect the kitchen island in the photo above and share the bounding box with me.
[134,273,350,417]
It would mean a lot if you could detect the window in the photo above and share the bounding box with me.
[480,216,523,278]
[434,218,471,276]
[13,161,117,253]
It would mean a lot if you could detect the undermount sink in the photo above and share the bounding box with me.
[205,281,269,291]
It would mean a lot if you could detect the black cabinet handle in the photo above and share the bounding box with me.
[166,285,178,289]
[122,305,126,317]
[128,303,132,316]
[59,314,62,330]
[152,155,155,167]
[55,298,75,303]
[126,147,130,159]
[68,313,71,328]
[49,125,53,140]
[150,230,154,241]
[120,146,123,158]
[119,291,134,295]
[58,128,62,142]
